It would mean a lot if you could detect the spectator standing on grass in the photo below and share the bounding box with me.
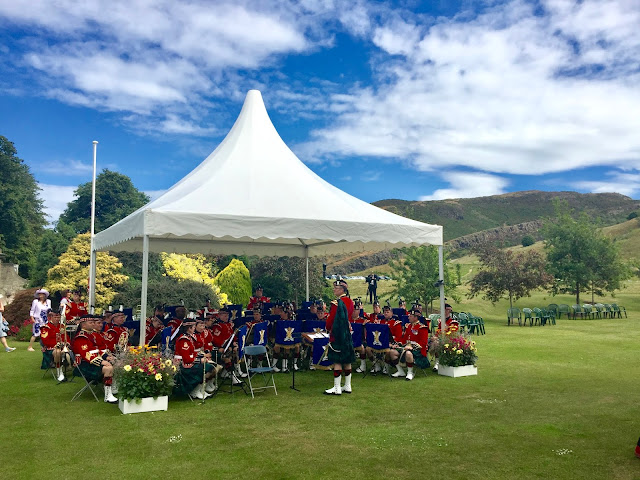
[0,295,16,352]
[365,273,378,304]
[28,289,51,352]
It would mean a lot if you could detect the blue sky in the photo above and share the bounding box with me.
[1,0,639,224]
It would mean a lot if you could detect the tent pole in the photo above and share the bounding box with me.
[438,245,445,334]
[88,141,98,311]
[305,246,310,301]
[139,235,149,347]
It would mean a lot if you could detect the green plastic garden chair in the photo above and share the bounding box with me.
[603,304,613,318]
[581,304,594,319]
[507,307,521,326]
[593,303,604,319]
[467,313,485,335]
[557,304,570,319]
[547,304,558,318]
[611,304,626,318]
[530,308,542,326]
[522,308,533,326]
[571,305,584,320]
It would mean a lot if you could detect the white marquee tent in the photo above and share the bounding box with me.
[90,90,445,344]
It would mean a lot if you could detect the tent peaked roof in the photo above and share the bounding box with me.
[94,89,442,256]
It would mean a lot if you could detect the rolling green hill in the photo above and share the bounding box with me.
[374,190,639,242]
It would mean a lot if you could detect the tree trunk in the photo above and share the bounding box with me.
[509,292,513,311]
[576,282,580,305]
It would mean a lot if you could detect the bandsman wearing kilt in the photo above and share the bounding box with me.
[71,315,118,403]
[173,320,220,399]
[40,311,71,381]
[324,279,356,395]
[387,309,429,380]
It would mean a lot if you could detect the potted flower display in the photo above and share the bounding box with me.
[429,330,478,378]
[114,345,177,414]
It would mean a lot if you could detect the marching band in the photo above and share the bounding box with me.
[32,282,444,403]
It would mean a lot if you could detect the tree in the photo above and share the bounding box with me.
[213,258,252,305]
[29,220,76,287]
[46,233,129,308]
[521,235,535,247]
[112,277,222,313]
[160,253,227,305]
[59,169,149,234]
[543,201,632,304]
[250,256,327,303]
[468,244,552,310]
[389,246,459,313]
[0,135,46,276]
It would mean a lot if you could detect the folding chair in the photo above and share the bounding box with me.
[243,345,278,398]
[41,348,57,380]
[71,355,101,402]
[364,323,391,378]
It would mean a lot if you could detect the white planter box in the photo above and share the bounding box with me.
[119,396,168,414]
[438,365,477,378]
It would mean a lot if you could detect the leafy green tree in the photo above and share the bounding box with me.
[29,220,76,287]
[521,235,535,247]
[250,256,326,303]
[214,258,252,305]
[59,169,149,234]
[46,233,128,308]
[468,244,552,310]
[112,277,222,314]
[0,135,46,276]
[160,253,227,305]
[389,246,459,313]
[543,201,632,304]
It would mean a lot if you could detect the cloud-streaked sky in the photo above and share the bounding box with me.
[1,0,639,223]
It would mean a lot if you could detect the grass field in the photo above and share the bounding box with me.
[2,282,640,479]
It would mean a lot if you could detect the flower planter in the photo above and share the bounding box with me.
[118,396,168,414]
[437,364,477,378]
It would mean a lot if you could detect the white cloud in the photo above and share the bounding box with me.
[38,184,76,224]
[37,159,93,176]
[572,170,640,198]
[304,0,640,176]
[419,171,509,201]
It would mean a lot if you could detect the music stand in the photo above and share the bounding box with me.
[216,326,248,395]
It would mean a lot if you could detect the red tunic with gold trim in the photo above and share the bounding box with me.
[66,301,88,319]
[401,321,429,356]
[326,295,354,343]
[194,329,214,352]
[247,295,270,310]
[211,322,234,349]
[382,317,403,343]
[146,323,162,343]
[436,317,460,334]
[167,318,182,334]
[174,333,197,368]
[353,314,368,324]
[90,330,110,355]
[103,325,129,352]
[367,312,382,323]
[72,330,104,366]
[40,321,63,350]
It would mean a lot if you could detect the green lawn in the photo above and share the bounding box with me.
[2,299,640,479]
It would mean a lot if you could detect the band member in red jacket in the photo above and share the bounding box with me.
[247,285,270,310]
[102,311,130,353]
[324,279,355,395]
[72,315,117,403]
[40,311,71,381]
[388,309,429,380]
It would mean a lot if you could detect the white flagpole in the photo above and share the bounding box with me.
[88,141,98,310]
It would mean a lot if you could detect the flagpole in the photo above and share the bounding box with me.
[88,141,98,312]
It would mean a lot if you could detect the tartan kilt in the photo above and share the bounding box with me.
[327,342,356,365]
[174,363,214,395]
[75,363,103,382]
[41,350,54,370]
[395,346,430,369]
